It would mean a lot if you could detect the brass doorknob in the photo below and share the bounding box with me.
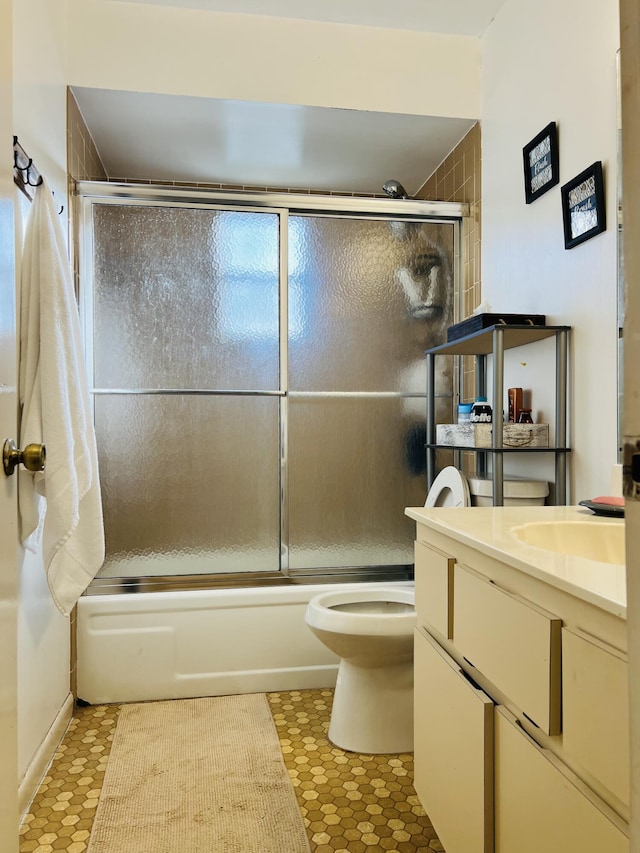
[3,439,46,477]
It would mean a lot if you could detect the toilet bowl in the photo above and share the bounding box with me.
[305,587,415,754]
[305,467,548,754]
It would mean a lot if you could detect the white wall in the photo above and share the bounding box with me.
[66,0,480,119]
[481,0,620,502]
[12,0,67,203]
[68,0,621,504]
[12,0,72,791]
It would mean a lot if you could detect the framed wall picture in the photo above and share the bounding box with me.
[561,161,606,249]
[523,122,559,203]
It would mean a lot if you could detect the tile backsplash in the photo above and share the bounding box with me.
[67,90,107,182]
[417,122,482,404]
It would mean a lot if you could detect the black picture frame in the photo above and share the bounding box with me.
[560,161,606,249]
[523,122,559,204]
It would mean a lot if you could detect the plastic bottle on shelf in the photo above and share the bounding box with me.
[457,403,473,424]
[470,396,493,423]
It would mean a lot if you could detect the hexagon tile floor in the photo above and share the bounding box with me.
[20,689,444,853]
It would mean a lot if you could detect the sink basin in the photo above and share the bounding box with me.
[512,521,625,564]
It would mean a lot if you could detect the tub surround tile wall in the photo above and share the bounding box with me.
[67,92,107,184]
[65,91,108,703]
[417,121,482,316]
[67,89,108,310]
[417,122,482,406]
[108,178,390,198]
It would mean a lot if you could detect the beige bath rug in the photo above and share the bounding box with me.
[87,694,311,853]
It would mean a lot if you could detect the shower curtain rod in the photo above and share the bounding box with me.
[13,135,63,213]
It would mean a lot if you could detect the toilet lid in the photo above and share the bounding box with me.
[425,466,470,508]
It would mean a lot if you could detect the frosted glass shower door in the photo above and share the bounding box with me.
[85,194,457,584]
[91,204,282,577]
[287,216,454,570]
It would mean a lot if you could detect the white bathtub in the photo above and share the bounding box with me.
[77,581,412,704]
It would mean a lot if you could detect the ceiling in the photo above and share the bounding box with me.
[106,0,507,36]
[77,1,506,195]
[72,88,476,196]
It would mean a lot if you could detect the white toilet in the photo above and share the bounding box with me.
[426,466,549,508]
[305,587,415,754]
[305,466,548,754]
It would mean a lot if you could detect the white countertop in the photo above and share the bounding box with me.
[405,505,627,618]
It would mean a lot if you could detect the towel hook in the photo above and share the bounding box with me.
[13,135,62,212]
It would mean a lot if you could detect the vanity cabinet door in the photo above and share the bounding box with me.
[414,541,454,638]
[562,627,629,811]
[495,706,628,853]
[453,564,561,734]
[414,628,493,853]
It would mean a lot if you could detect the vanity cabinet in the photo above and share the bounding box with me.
[495,707,627,853]
[412,528,629,853]
[414,541,453,639]
[424,323,571,505]
[561,627,629,810]
[453,564,561,735]
[414,630,493,853]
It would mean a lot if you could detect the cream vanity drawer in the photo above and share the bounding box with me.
[414,541,454,639]
[562,627,629,810]
[414,628,493,853]
[453,564,561,735]
[495,706,628,853]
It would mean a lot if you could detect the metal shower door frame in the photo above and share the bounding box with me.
[76,182,467,594]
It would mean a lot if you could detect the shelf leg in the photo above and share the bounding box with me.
[492,328,505,506]
[555,329,569,504]
[476,354,487,479]
[426,353,436,490]
[476,353,486,399]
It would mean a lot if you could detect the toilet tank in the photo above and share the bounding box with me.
[467,477,549,507]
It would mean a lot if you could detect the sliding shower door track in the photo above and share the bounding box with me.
[85,565,413,595]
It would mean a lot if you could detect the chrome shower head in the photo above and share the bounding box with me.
[382,179,409,199]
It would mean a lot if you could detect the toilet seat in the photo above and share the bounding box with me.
[305,588,415,636]
[425,466,470,508]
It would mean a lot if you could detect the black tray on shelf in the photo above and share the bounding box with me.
[447,313,546,342]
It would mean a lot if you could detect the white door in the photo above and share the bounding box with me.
[620,1,640,850]
[0,0,19,850]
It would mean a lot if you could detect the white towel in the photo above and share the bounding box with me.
[19,178,105,616]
